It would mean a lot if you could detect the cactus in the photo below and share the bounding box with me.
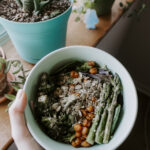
[15,0,50,14]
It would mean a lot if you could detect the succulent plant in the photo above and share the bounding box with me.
[15,0,50,14]
[0,54,28,107]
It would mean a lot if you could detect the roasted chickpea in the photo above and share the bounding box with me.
[88,113,95,118]
[86,105,94,113]
[83,119,88,127]
[70,71,79,78]
[75,93,80,97]
[88,121,91,127]
[91,97,97,102]
[74,138,82,146]
[84,78,88,82]
[89,67,97,74]
[83,134,87,138]
[81,109,87,117]
[86,113,95,120]
[80,136,86,141]
[69,84,75,87]
[82,127,89,136]
[88,61,95,66]
[74,123,82,132]
[75,132,82,138]
[72,141,78,147]
[86,116,91,120]
[83,119,91,127]
[81,140,91,147]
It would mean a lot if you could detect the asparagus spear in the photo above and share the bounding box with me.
[95,94,113,144]
[111,104,121,135]
[103,74,121,144]
[86,83,110,145]
[95,107,108,144]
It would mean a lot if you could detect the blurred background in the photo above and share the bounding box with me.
[97,0,150,97]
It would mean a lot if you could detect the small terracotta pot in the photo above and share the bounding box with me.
[0,48,15,103]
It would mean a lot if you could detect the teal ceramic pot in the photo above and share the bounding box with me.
[93,0,115,16]
[0,4,72,64]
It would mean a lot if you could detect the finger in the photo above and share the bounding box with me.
[10,89,27,113]
[9,90,42,150]
[9,89,30,141]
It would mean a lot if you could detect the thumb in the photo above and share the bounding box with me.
[9,89,28,141]
[9,89,42,150]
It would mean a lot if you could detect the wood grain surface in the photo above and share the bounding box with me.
[0,0,134,149]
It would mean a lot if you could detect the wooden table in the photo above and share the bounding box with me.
[0,0,133,149]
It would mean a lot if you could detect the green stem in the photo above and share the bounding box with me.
[23,0,34,12]
[34,0,40,12]
[15,0,23,7]
[40,0,50,8]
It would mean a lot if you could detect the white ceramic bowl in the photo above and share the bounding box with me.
[24,46,138,150]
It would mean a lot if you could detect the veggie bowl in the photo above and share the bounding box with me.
[24,46,138,150]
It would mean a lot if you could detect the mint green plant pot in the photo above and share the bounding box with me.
[0,4,72,64]
[94,0,115,16]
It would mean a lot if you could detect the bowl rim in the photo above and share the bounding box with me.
[24,45,138,150]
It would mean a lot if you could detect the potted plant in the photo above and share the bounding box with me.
[0,0,72,64]
[0,48,14,103]
[93,0,115,16]
[0,48,27,106]
[74,0,114,16]
[73,0,114,29]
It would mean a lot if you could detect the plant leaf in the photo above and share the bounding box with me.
[12,61,19,67]
[33,0,40,12]
[5,94,16,101]
[24,69,30,73]
[12,85,20,92]
[15,0,23,8]
[18,75,25,80]
[40,0,49,8]
[13,64,23,74]
[11,81,24,85]
[4,61,12,74]
[0,57,6,64]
